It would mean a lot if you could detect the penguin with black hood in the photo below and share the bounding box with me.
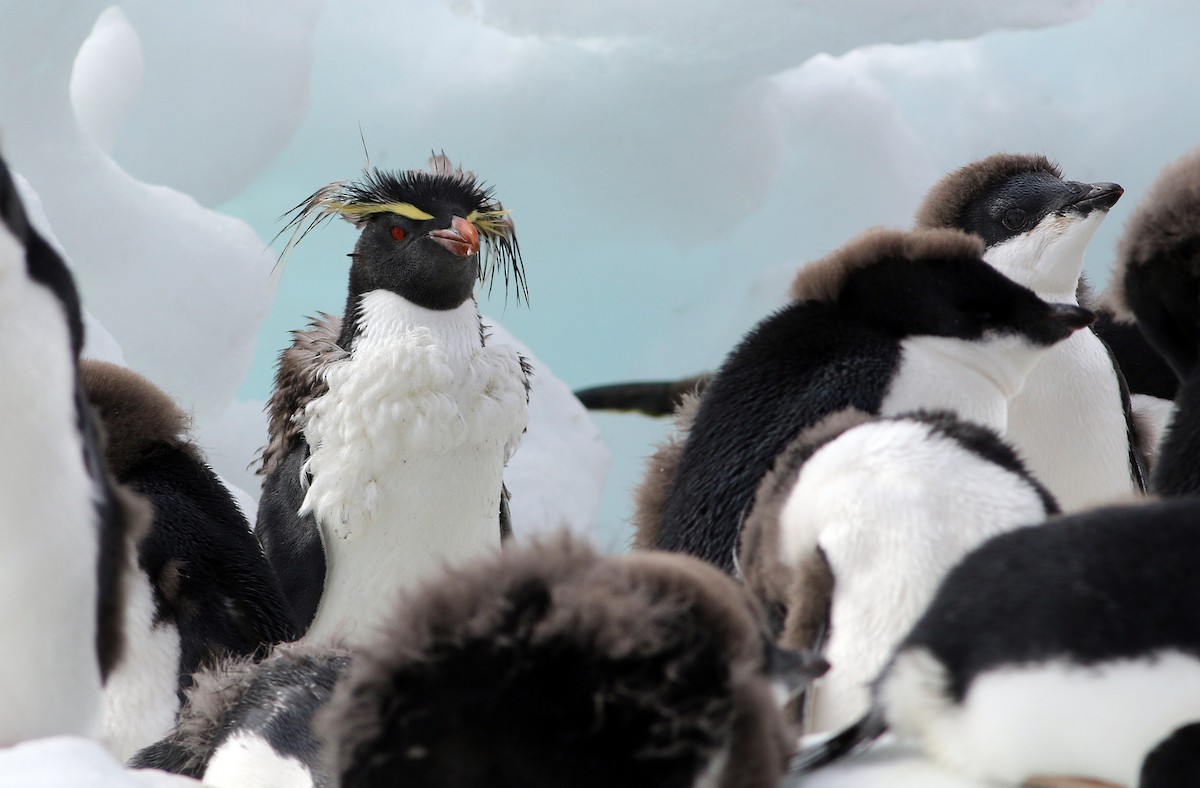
[792,144,1200,788]
[255,154,531,646]
[643,226,1092,572]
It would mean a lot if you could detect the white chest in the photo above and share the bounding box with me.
[300,293,529,645]
[1006,330,1135,512]
[0,225,102,744]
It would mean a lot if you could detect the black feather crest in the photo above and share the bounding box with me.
[279,153,528,304]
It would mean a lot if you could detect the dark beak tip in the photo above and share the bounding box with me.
[1057,305,1097,330]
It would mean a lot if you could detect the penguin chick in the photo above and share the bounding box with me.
[650,227,1092,573]
[81,360,299,759]
[256,154,531,646]
[793,171,1200,783]
[317,535,827,788]
[127,644,350,785]
[0,152,140,745]
[1107,146,1200,498]
[740,409,1058,733]
[915,152,1144,511]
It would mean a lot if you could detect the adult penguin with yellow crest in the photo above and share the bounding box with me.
[256,154,531,647]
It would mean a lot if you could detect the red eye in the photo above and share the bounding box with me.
[390,226,406,241]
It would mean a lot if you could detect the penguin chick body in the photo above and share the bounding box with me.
[128,645,349,786]
[256,156,530,646]
[915,153,1141,511]
[81,360,299,759]
[793,144,1200,787]
[318,535,826,788]
[741,410,1058,733]
[0,153,137,745]
[650,227,1091,573]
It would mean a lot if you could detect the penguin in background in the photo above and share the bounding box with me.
[80,360,299,760]
[738,408,1059,734]
[255,155,531,646]
[913,152,1145,511]
[646,227,1093,573]
[0,151,140,745]
[792,145,1200,788]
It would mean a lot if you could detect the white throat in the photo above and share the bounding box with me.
[984,211,1106,301]
[884,334,1051,433]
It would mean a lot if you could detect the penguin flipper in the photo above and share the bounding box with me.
[789,709,888,774]
[1092,326,1150,493]
[499,483,513,541]
[256,443,326,634]
[573,374,710,416]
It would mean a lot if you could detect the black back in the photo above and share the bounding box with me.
[130,445,300,699]
[898,499,1200,703]
[255,443,326,632]
[656,249,1086,572]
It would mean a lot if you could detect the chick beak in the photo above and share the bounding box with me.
[429,216,481,257]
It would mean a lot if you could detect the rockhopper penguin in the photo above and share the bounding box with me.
[81,360,299,760]
[0,151,140,745]
[256,155,530,646]
[739,409,1058,733]
[914,152,1143,511]
[645,227,1092,573]
[791,144,1200,788]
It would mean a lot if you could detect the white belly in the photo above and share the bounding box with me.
[0,224,102,744]
[298,293,528,648]
[1007,331,1136,512]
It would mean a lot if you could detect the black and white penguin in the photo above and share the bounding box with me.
[128,644,350,784]
[914,152,1144,511]
[0,152,139,745]
[792,145,1200,787]
[739,409,1058,733]
[80,360,299,759]
[318,535,826,788]
[647,227,1092,573]
[255,155,531,645]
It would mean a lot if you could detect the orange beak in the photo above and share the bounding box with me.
[429,216,481,257]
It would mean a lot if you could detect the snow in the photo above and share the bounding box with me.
[1,0,1197,780]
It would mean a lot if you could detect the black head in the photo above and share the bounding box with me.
[1140,722,1200,788]
[280,155,526,312]
[916,153,1123,248]
[830,228,1094,346]
[1111,147,1200,380]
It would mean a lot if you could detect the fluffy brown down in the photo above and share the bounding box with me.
[80,359,194,479]
[632,391,703,549]
[259,312,347,477]
[739,408,871,654]
[1109,147,1200,321]
[912,152,1061,231]
[317,534,794,787]
[787,227,985,304]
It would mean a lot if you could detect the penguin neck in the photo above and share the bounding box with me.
[983,212,1106,302]
[885,335,1047,432]
[340,289,482,358]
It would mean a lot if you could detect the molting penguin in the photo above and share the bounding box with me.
[792,145,1200,787]
[739,409,1058,733]
[646,227,1092,573]
[0,152,139,745]
[81,360,299,759]
[914,153,1142,511]
[256,155,530,646]
[317,535,827,788]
